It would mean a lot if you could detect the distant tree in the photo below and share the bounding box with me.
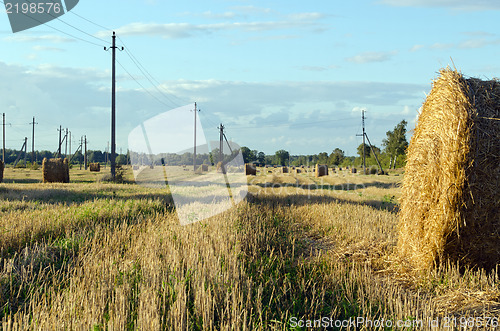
[329,148,345,166]
[240,146,256,164]
[382,120,408,169]
[317,152,329,164]
[357,143,371,159]
[257,152,266,165]
[274,149,289,166]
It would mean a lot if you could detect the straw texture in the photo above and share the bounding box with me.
[398,68,500,270]
[89,163,100,172]
[42,158,70,183]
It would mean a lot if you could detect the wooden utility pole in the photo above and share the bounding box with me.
[192,102,199,171]
[29,117,38,165]
[105,32,123,180]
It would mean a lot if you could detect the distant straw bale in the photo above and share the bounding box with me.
[89,163,100,172]
[398,68,500,271]
[245,163,256,176]
[201,164,209,172]
[315,164,328,177]
[0,160,4,183]
[350,167,356,174]
[282,166,288,174]
[42,158,69,183]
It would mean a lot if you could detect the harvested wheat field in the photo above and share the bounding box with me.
[0,165,499,330]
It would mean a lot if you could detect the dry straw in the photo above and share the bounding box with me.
[245,163,256,176]
[315,164,328,177]
[89,163,100,172]
[399,68,500,271]
[0,159,4,183]
[42,158,70,183]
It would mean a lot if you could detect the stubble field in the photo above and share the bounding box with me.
[0,166,498,330]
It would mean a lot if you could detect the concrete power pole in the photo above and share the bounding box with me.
[84,135,87,170]
[58,125,62,158]
[105,31,124,181]
[29,117,38,165]
[65,128,68,158]
[356,110,366,174]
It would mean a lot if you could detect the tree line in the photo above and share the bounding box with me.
[241,120,409,169]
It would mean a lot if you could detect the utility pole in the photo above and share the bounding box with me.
[23,137,27,167]
[29,117,38,165]
[80,136,83,170]
[192,102,200,171]
[58,125,62,158]
[84,135,87,170]
[2,113,5,163]
[356,110,366,174]
[219,123,224,165]
[64,128,68,158]
[105,31,124,180]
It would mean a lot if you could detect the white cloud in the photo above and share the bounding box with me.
[3,34,75,43]
[96,13,326,39]
[379,0,500,10]
[346,51,395,64]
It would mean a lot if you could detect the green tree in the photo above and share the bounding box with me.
[317,152,328,164]
[329,148,345,166]
[257,152,266,165]
[382,120,409,169]
[240,146,256,164]
[274,149,289,166]
[357,143,371,159]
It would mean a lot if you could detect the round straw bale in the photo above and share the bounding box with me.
[315,164,328,177]
[89,163,101,172]
[245,163,257,176]
[399,68,500,270]
[42,158,70,183]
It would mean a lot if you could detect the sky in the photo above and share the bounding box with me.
[1,0,500,157]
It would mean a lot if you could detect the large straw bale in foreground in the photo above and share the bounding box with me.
[399,68,500,270]
[0,160,4,183]
[42,158,70,183]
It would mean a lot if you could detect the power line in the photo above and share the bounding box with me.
[115,58,174,109]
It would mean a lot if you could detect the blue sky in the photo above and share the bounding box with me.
[1,0,500,157]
